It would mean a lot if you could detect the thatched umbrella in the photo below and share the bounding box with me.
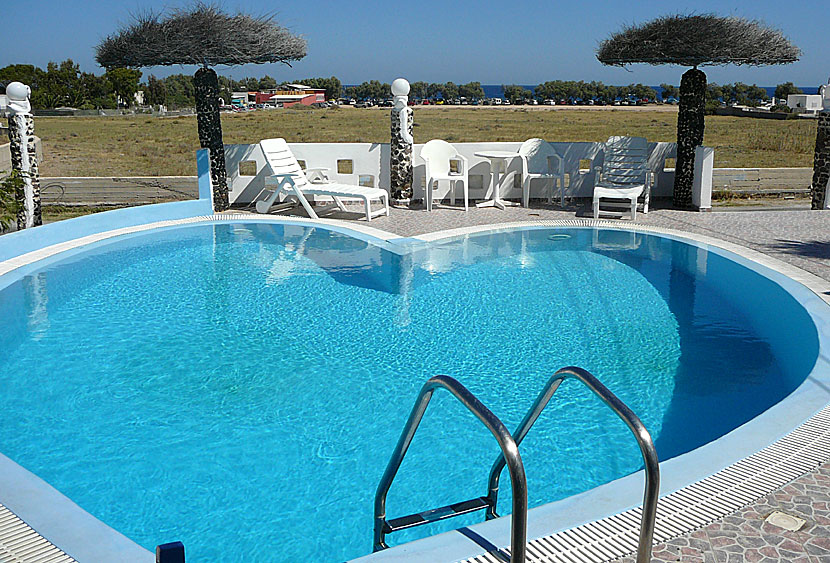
[96,3,307,211]
[597,14,800,208]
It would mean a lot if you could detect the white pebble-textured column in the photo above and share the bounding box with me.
[390,78,414,203]
[6,82,41,228]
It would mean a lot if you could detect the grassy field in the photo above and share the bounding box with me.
[32,106,818,177]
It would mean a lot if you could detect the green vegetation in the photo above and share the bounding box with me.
[0,171,24,231]
[30,106,818,177]
[534,81,658,102]
[774,82,803,100]
[0,60,140,109]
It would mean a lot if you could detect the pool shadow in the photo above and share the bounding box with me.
[762,239,830,261]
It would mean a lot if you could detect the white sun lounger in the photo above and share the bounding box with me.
[255,138,390,221]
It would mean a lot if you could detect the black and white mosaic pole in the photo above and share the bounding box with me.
[390,78,414,204]
[5,82,41,229]
[674,68,706,210]
[810,111,830,210]
[194,67,229,212]
[810,81,830,209]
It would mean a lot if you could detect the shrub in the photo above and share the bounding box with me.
[0,170,24,232]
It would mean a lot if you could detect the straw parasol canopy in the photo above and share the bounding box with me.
[597,14,800,69]
[597,14,800,209]
[96,3,307,69]
[95,3,307,211]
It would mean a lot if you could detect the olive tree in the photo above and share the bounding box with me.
[96,3,306,211]
[597,14,799,208]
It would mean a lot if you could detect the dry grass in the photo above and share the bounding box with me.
[32,106,818,177]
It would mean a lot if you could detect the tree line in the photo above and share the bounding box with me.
[0,61,142,110]
[0,60,811,110]
[0,60,342,110]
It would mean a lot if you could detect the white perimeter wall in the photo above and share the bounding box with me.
[226,141,678,205]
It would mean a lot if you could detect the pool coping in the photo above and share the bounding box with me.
[2,214,830,563]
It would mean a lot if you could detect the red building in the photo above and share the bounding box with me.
[261,84,326,107]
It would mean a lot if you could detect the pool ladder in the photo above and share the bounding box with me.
[373,366,660,563]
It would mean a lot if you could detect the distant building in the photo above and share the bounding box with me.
[787,94,823,115]
[230,85,326,108]
[266,84,326,107]
[231,92,254,106]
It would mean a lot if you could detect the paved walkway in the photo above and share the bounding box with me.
[265,202,830,562]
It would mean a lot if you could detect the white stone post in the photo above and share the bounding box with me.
[6,82,41,228]
[692,146,714,211]
[390,78,413,203]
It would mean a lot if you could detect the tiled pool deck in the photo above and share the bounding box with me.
[262,201,830,562]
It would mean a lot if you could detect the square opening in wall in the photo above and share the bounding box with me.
[359,175,374,187]
[579,159,592,172]
[238,160,257,177]
[337,160,353,174]
[664,158,676,171]
[297,160,307,170]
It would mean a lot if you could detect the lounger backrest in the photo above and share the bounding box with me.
[519,138,559,175]
[260,138,309,188]
[420,139,458,176]
[601,136,649,186]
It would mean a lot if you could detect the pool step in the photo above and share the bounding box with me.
[385,497,492,533]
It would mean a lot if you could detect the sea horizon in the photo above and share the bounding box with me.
[344,84,821,100]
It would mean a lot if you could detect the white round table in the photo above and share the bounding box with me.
[473,151,521,210]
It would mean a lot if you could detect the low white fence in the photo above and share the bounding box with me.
[226,141,681,205]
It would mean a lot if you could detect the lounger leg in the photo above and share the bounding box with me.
[593,198,600,219]
[364,196,371,221]
[630,198,637,220]
[332,196,349,212]
[451,180,456,206]
[255,185,282,214]
[291,185,319,219]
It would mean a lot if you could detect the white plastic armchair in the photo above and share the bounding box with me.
[592,136,653,220]
[420,139,469,211]
[517,138,566,207]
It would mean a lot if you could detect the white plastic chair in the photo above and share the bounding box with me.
[420,139,469,211]
[592,136,652,220]
[516,138,565,207]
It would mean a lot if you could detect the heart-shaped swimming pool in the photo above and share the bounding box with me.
[0,222,819,561]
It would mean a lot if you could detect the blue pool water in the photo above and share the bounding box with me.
[0,224,819,562]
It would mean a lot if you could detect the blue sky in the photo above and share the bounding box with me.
[3,0,826,87]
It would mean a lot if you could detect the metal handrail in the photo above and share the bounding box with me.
[484,366,660,563]
[373,375,528,563]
